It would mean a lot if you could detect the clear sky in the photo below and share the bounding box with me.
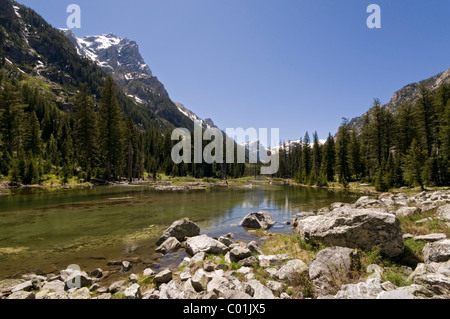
[15,0,450,142]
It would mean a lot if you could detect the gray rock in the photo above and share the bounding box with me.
[128,274,139,283]
[89,268,103,278]
[185,235,229,256]
[154,268,173,284]
[143,268,155,277]
[142,289,160,299]
[218,236,234,247]
[423,239,450,264]
[309,247,360,296]
[241,256,259,267]
[367,264,384,280]
[223,289,253,299]
[414,233,447,242]
[354,196,384,208]
[436,260,450,277]
[265,268,279,279]
[7,291,35,299]
[121,261,132,273]
[189,252,206,266]
[159,280,181,299]
[95,293,112,299]
[124,283,141,299]
[229,246,252,262]
[395,207,421,217]
[156,219,200,246]
[246,241,263,255]
[108,280,126,294]
[335,278,383,299]
[191,269,212,292]
[278,259,308,283]
[377,288,415,299]
[203,261,215,272]
[266,280,283,293]
[155,236,181,253]
[412,273,450,295]
[240,211,276,230]
[207,275,234,298]
[0,279,24,293]
[247,279,275,299]
[11,280,33,293]
[437,204,450,221]
[258,254,290,268]
[297,208,404,258]
[68,287,91,299]
[41,280,65,294]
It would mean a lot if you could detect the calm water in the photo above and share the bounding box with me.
[0,185,359,279]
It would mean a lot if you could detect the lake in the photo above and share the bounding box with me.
[0,184,360,280]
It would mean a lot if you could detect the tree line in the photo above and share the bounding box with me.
[0,74,245,185]
[275,84,450,190]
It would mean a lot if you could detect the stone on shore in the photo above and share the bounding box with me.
[155,236,181,253]
[156,218,200,246]
[296,208,404,258]
[154,269,173,284]
[240,211,276,230]
[185,235,229,256]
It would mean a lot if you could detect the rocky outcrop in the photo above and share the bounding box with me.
[296,208,404,258]
[240,211,276,230]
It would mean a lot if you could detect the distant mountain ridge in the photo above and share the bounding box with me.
[61,29,212,130]
[349,67,450,130]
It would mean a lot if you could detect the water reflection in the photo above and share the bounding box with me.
[0,185,359,278]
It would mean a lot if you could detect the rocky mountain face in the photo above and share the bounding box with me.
[349,67,450,130]
[0,0,171,129]
[61,29,208,130]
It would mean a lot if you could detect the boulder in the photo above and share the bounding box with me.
[11,280,33,293]
[423,239,450,264]
[258,254,290,268]
[156,218,200,246]
[296,208,404,258]
[143,268,155,277]
[207,275,234,298]
[229,246,252,262]
[88,268,103,278]
[309,247,360,296]
[159,280,181,299]
[395,207,421,217]
[240,211,276,230]
[41,280,65,294]
[412,273,450,296]
[334,278,383,299]
[7,291,35,300]
[354,196,384,208]
[191,269,212,292]
[376,288,415,299]
[121,261,132,273]
[108,280,125,294]
[278,259,308,283]
[154,269,173,284]
[246,241,263,255]
[247,279,275,299]
[68,287,91,299]
[124,283,141,299]
[437,204,450,221]
[155,236,181,253]
[185,235,229,256]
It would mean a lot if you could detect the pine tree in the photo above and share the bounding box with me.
[311,131,322,183]
[415,85,437,156]
[98,76,124,181]
[335,119,351,186]
[24,111,42,157]
[349,129,362,180]
[74,83,98,177]
[402,139,427,190]
[301,132,312,184]
[0,81,25,156]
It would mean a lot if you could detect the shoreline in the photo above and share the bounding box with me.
[1,188,449,299]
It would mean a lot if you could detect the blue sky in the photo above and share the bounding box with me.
[16,0,450,142]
